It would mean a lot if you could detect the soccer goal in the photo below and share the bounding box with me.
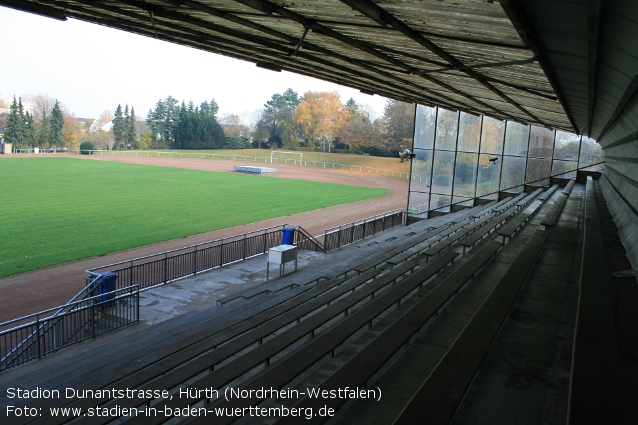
[270,151,304,165]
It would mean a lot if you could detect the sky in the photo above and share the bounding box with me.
[0,6,390,122]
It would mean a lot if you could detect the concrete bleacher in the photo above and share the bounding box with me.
[2,181,635,425]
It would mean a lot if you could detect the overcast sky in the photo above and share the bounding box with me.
[0,6,390,122]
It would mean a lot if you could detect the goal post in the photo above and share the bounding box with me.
[270,151,303,165]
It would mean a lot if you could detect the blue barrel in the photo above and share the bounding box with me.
[282,227,295,245]
[99,272,118,302]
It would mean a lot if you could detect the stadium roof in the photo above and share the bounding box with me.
[2,0,633,142]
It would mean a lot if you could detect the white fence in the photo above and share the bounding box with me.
[14,149,413,180]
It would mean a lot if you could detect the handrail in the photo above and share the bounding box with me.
[1,285,139,371]
[87,223,293,272]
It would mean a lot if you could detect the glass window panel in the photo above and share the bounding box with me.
[554,131,580,160]
[529,126,554,158]
[431,151,455,195]
[457,113,481,152]
[476,153,502,196]
[526,157,552,186]
[500,155,526,192]
[453,152,478,197]
[413,105,436,149]
[408,191,430,217]
[430,194,451,214]
[435,108,459,151]
[579,137,605,171]
[503,121,530,156]
[552,160,578,179]
[409,149,433,193]
[480,116,505,155]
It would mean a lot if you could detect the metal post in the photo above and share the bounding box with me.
[219,239,224,267]
[129,261,133,287]
[36,314,41,359]
[242,234,247,260]
[163,253,168,284]
[193,246,198,275]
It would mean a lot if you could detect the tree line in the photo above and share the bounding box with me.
[1,96,68,149]
[1,89,415,157]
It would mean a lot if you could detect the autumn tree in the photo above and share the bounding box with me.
[337,98,382,152]
[62,113,83,150]
[219,113,249,138]
[293,91,349,152]
[380,100,415,154]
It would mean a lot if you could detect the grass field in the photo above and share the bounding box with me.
[0,157,387,278]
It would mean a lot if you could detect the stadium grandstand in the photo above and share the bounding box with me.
[1,1,637,424]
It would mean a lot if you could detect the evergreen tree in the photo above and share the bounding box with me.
[126,106,137,149]
[49,100,64,147]
[146,96,179,148]
[37,111,49,147]
[112,104,126,150]
[4,96,25,145]
[23,112,36,147]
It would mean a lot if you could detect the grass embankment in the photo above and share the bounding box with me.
[0,157,387,277]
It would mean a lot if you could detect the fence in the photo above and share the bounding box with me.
[21,149,412,179]
[86,224,323,292]
[0,285,139,372]
[323,209,406,252]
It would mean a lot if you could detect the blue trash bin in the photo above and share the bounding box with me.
[99,272,118,302]
[282,227,295,245]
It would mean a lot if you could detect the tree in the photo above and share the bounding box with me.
[173,102,225,149]
[126,106,138,149]
[257,88,302,147]
[293,91,349,152]
[147,95,180,148]
[219,113,249,138]
[49,100,64,147]
[62,113,82,150]
[112,104,126,150]
[380,100,415,155]
[3,96,25,145]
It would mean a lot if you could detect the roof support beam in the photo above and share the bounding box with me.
[339,0,546,126]
[102,0,463,107]
[596,74,638,143]
[234,0,518,120]
[499,0,579,133]
[587,0,605,137]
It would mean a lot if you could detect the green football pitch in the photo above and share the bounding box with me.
[0,158,388,278]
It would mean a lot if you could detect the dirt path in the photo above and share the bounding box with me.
[0,155,408,322]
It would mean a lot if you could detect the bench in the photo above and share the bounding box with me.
[395,230,549,425]
[568,177,623,424]
[46,258,435,425]
[271,239,505,425]
[498,199,543,244]
[420,212,496,261]
[562,178,576,195]
[540,192,569,230]
[117,252,460,425]
[491,192,526,214]
[516,187,543,208]
[11,267,390,425]
[538,183,559,201]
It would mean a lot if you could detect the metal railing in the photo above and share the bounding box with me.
[323,209,406,252]
[0,285,139,372]
[86,224,316,292]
